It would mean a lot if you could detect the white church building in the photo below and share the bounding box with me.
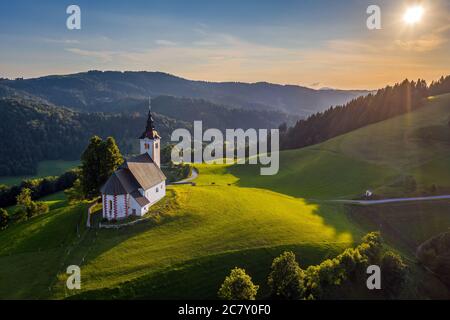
[100,101,166,221]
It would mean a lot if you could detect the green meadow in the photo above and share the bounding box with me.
[0,94,449,299]
[230,94,450,199]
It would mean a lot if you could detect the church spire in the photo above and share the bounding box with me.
[139,97,160,139]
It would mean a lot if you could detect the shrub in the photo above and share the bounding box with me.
[381,251,407,298]
[15,187,49,219]
[218,267,259,300]
[65,179,84,203]
[13,207,27,223]
[0,208,9,229]
[16,188,32,208]
[359,231,383,264]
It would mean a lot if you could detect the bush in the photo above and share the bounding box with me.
[359,232,383,264]
[268,251,305,299]
[65,179,84,203]
[218,267,259,300]
[0,208,9,229]
[381,251,407,298]
[13,207,27,223]
[303,258,346,299]
[15,187,49,219]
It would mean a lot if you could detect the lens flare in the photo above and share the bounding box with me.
[403,6,424,24]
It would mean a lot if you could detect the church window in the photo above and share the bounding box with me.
[156,187,159,193]
[155,143,158,149]
[108,200,113,214]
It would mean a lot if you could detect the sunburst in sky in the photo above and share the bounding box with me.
[403,5,425,25]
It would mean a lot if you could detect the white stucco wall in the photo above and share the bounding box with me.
[145,182,166,205]
[140,137,161,167]
[129,196,141,216]
[102,181,166,221]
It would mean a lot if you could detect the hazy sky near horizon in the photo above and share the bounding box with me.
[0,0,449,90]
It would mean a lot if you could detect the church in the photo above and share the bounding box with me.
[100,101,166,221]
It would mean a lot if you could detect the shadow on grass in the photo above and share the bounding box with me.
[226,149,392,201]
[67,243,345,300]
[225,161,366,242]
[58,189,185,270]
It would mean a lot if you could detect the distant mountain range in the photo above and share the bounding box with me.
[0,71,369,117]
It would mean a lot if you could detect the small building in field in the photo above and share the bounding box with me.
[365,190,373,198]
[100,100,166,220]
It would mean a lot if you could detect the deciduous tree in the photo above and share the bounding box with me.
[268,251,305,299]
[80,136,123,198]
[218,267,259,300]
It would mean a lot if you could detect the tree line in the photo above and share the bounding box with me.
[280,76,450,150]
[0,97,179,176]
[0,169,79,208]
[218,232,407,300]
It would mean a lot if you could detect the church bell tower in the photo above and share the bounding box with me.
[139,98,161,167]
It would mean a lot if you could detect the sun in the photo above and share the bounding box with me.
[403,5,425,24]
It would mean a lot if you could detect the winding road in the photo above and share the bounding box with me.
[171,168,199,185]
[330,195,450,205]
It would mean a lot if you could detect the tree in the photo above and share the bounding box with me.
[161,144,174,164]
[80,136,103,198]
[80,136,123,198]
[65,179,84,203]
[268,251,305,299]
[337,247,367,280]
[218,267,259,300]
[381,251,407,298]
[99,137,123,186]
[15,187,49,219]
[0,208,9,229]
[16,187,32,208]
[359,231,383,264]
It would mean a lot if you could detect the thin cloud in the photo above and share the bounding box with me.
[155,39,177,46]
[395,34,447,52]
[42,38,80,44]
[65,48,115,62]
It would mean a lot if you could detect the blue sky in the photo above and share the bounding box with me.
[1,0,449,89]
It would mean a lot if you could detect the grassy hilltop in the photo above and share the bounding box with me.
[0,94,449,299]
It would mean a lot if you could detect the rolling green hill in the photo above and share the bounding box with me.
[0,185,361,299]
[0,94,449,299]
[231,93,450,199]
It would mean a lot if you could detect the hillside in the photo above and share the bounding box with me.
[231,93,450,199]
[0,96,288,177]
[0,71,368,116]
[0,98,187,176]
[1,94,449,300]
[0,185,361,299]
